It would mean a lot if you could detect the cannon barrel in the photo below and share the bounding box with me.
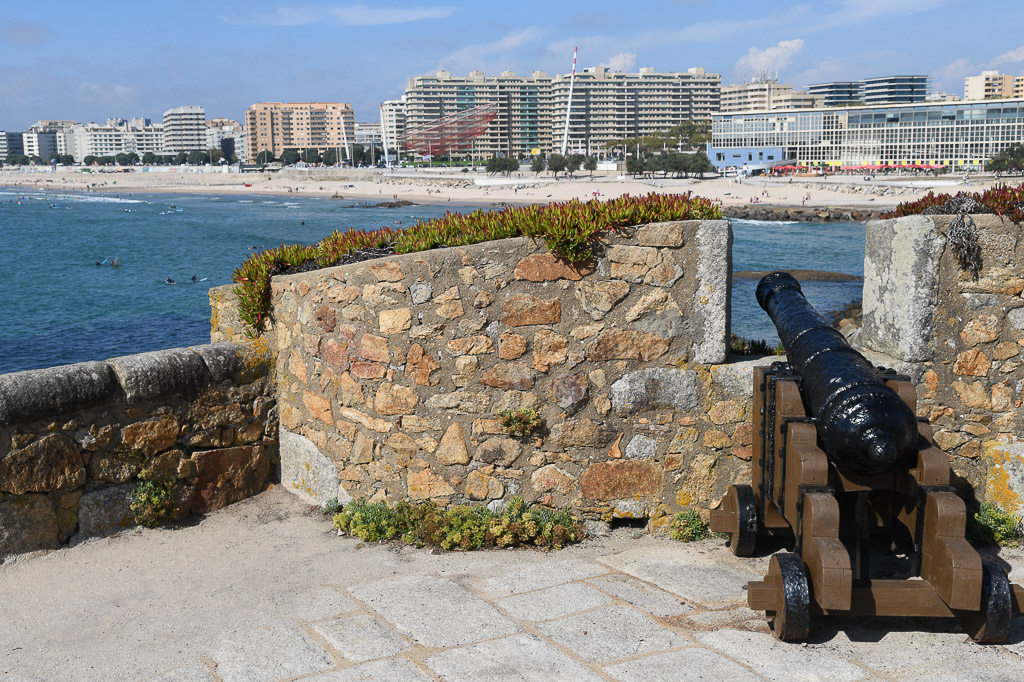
[756,272,918,475]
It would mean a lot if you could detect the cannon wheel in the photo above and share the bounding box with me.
[963,561,1012,643]
[720,484,758,556]
[766,552,812,642]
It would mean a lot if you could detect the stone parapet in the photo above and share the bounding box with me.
[0,343,278,560]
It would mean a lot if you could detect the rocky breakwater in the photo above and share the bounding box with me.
[250,218,785,527]
[376,176,475,189]
[0,343,277,559]
[723,205,883,222]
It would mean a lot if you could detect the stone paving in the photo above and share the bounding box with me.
[3,489,1024,681]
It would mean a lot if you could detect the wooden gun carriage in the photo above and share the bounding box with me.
[710,272,1023,642]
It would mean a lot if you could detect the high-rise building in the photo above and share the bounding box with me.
[401,65,720,157]
[69,118,166,161]
[22,130,58,161]
[244,102,355,161]
[1,131,26,159]
[964,71,1016,100]
[719,79,816,112]
[380,98,406,155]
[162,105,207,152]
[206,118,245,161]
[807,76,930,107]
[354,122,382,145]
[1016,77,1024,98]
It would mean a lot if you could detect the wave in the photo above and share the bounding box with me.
[0,190,144,205]
[728,218,805,227]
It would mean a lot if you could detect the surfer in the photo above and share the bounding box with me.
[191,274,197,282]
[165,277,176,285]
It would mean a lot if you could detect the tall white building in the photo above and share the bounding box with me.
[206,118,245,161]
[69,118,166,160]
[354,122,382,145]
[964,71,1015,100]
[162,105,206,152]
[719,80,816,113]
[380,98,406,154]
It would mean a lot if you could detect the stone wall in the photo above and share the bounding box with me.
[253,220,773,525]
[862,214,1024,511]
[0,343,278,560]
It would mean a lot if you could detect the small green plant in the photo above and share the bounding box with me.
[130,478,177,528]
[670,509,711,542]
[114,445,150,466]
[730,336,784,356]
[968,503,1023,547]
[498,408,545,437]
[320,497,342,516]
[332,496,585,550]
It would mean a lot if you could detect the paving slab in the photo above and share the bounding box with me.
[349,574,521,647]
[143,663,216,681]
[694,628,867,682]
[600,542,764,605]
[299,659,433,681]
[311,614,412,663]
[496,582,612,621]
[479,559,610,597]
[586,574,693,618]
[602,646,764,682]
[536,605,687,663]
[425,633,604,682]
[210,621,335,682]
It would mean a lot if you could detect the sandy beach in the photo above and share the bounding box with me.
[0,166,1006,211]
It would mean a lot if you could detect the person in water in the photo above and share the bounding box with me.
[165,277,176,284]
[191,274,197,281]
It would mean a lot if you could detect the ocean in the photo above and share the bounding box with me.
[0,190,865,374]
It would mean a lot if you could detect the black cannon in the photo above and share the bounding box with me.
[711,272,1023,642]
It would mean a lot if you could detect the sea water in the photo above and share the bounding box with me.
[0,191,865,373]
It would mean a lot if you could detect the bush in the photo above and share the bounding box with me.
[232,193,721,335]
[969,503,1023,547]
[320,497,342,516]
[332,496,585,550]
[130,479,176,528]
[883,184,1024,224]
[498,408,545,437]
[670,509,710,542]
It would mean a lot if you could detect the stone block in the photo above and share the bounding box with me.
[410,281,433,304]
[0,360,116,427]
[405,344,440,386]
[497,582,611,621]
[693,220,732,364]
[192,445,271,514]
[573,280,631,320]
[480,363,535,391]
[548,419,613,448]
[357,334,389,363]
[310,614,410,663]
[514,253,594,281]
[74,483,135,541]
[502,294,561,327]
[373,383,419,416]
[862,216,943,362]
[585,574,692,617]
[536,605,685,663]
[436,422,470,465]
[532,330,568,372]
[0,492,60,557]
[191,343,256,383]
[280,429,350,506]
[606,647,761,682]
[426,634,602,682]
[607,246,682,286]
[581,461,661,500]
[446,336,494,356]
[694,629,865,681]
[634,221,686,247]
[546,374,589,415]
[587,331,670,361]
[475,437,521,466]
[610,368,698,415]
[378,308,412,335]
[498,332,527,360]
[480,559,608,597]
[408,469,455,499]
[531,464,574,493]
[624,435,658,459]
[349,575,521,647]
[108,348,210,404]
[983,441,1024,518]
[211,621,334,682]
[0,433,85,494]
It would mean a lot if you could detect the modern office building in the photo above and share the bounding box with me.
[1,131,26,158]
[708,98,1024,171]
[719,79,816,113]
[964,71,1016,100]
[807,76,930,107]
[401,65,720,157]
[22,129,58,160]
[244,102,355,161]
[162,105,207,153]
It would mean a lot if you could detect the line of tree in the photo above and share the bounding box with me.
[626,150,715,178]
[485,156,520,175]
[605,121,711,155]
[986,143,1024,172]
[534,153,599,178]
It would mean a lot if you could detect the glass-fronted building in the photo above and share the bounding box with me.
[708,98,1024,171]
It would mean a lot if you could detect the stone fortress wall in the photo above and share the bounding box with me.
[0,344,277,559]
[3,212,1023,560]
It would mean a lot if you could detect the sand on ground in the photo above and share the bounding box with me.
[0,166,1009,211]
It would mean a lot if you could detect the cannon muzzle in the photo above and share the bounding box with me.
[756,272,917,475]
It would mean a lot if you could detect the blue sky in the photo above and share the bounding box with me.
[2,0,1023,129]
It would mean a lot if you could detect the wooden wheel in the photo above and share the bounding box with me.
[765,552,812,641]
[714,484,758,556]
[963,561,1012,643]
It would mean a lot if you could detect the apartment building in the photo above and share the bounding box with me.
[808,76,930,107]
[70,118,166,160]
[22,130,58,160]
[964,71,1016,100]
[1,131,26,158]
[709,97,1024,171]
[401,65,720,157]
[162,105,207,153]
[380,98,406,153]
[719,80,816,113]
[206,118,246,161]
[354,122,382,145]
[244,102,355,161]
[1016,77,1024,98]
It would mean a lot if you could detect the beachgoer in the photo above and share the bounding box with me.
[191,274,198,282]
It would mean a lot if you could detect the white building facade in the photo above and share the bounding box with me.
[162,105,207,152]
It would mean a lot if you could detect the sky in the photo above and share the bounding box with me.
[2,0,1024,129]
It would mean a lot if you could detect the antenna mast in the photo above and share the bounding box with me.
[560,46,577,156]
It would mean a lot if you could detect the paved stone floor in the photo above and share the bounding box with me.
[3,488,1024,681]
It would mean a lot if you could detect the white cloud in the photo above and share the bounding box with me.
[990,46,1024,67]
[436,27,545,74]
[250,4,454,27]
[601,52,636,72]
[932,57,976,92]
[735,39,805,77]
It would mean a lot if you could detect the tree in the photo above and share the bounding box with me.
[255,150,275,164]
[566,154,584,177]
[280,148,301,165]
[142,152,158,165]
[174,152,188,165]
[220,137,236,165]
[485,156,503,175]
[322,149,339,166]
[547,153,567,178]
[6,153,30,165]
[115,152,130,166]
[626,153,646,176]
[987,143,1024,172]
[690,151,714,178]
[205,148,223,164]
[583,156,598,177]
[300,148,321,164]
[98,156,115,166]
[187,150,209,165]
[83,155,98,166]
[60,154,75,166]
[530,155,546,175]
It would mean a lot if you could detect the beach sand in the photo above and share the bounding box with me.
[0,167,1005,211]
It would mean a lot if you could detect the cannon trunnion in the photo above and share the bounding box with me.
[711,272,1023,642]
